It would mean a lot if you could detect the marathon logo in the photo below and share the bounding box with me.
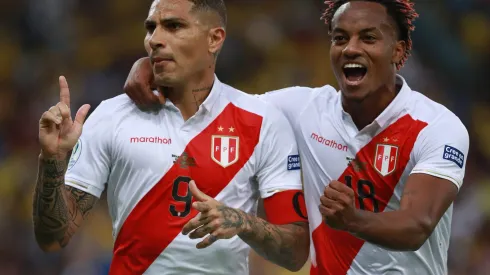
[443,145,464,168]
[130,136,172,144]
[287,155,301,170]
[310,133,348,152]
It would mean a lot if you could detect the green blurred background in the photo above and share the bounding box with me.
[0,0,489,274]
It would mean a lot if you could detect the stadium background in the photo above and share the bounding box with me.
[1,0,489,274]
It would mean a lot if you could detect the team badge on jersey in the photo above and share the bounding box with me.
[374,144,398,176]
[211,135,239,168]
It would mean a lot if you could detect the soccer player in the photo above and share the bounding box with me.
[32,0,310,274]
[125,1,470,274]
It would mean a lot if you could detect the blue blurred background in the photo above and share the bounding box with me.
[0,0,489,274]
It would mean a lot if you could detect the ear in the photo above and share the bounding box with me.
[208,27,226,56]
[392,40,406,65]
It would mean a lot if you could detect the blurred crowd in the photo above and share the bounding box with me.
[0,0,489,274]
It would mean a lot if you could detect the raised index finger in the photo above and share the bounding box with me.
[59,76,70,108]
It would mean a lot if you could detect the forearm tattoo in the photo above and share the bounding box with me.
[33,158,97,248]
[216,206,308,270]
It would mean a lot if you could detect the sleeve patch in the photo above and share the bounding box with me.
[443,145,464,168]
[287,154,301,170]
[68,139,82,170]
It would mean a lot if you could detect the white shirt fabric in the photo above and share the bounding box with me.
[65,76,302,275]
[261,75,469,275]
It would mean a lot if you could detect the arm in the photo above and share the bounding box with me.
[349,174,458,251]
[34,76,109,252]
[321,115,469,251]
[240,104,309,270]
[350,116,469,251]
[258,86,313,128]
[236,200,309,271]
[33,155,98,252]
[34,76,94,251]
[182,185,309,272]
[123,57,165,108]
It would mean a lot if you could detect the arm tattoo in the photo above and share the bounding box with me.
[33,157,98,249]
[216,205,309,271]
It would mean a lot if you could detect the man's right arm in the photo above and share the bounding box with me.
[33,155,98,252]
[34,76,110,252]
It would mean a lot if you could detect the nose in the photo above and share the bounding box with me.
[148,28,166,51]
[342,38,362,59]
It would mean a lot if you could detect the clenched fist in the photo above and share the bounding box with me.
[319,180,358,231]
[39,76,90,160]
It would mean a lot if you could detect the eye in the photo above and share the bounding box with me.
[165,22,183,31]
[332,35,347,43]
[145,22,156,34]
[363,35,376,43]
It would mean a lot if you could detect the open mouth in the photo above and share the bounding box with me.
[343,63,367,83]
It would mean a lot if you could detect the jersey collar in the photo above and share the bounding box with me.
[161,74,222,114]
[373,74,411,129]
[200,74,222,113]
[337,74,411,131]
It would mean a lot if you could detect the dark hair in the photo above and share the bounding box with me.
[189,0,227,28]
[321,0,418,69]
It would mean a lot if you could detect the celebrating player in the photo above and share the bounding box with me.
[32,0,310,274]
[125,0,470,274]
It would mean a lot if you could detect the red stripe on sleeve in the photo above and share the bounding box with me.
[263,190,308,225]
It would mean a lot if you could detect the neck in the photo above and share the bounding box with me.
[161,71,215,121]
[342,76,399,130]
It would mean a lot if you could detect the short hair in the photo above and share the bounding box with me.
[189,0,227,28]
[321,0,418,70]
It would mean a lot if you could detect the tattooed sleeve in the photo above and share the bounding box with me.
[33,156,98,249]
[216,205,309,271]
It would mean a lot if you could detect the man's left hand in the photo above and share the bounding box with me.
[182,181,247,249]
[319,180,359,231]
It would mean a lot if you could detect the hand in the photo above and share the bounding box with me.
[124,57,165,108]
[182,181,246,249]
[319,180,358,231]
[39,76,91,160]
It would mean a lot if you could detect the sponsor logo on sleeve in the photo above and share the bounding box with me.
[287,155,301,170]
[68,139,82,170]
[443,145,464,168]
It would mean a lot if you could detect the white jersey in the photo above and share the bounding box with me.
[261,75,469,275]
[65,76,302,275]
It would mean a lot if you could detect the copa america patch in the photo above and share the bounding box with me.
[68,139,82,170]
[443,145,464,168]
[287,155,301,170]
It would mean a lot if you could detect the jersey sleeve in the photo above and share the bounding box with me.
[258,86,313,127]
[255,105,303,199]
[410,114,469,189]
[65,101,113,198]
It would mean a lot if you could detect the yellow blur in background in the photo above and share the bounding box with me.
[1,0,489,274]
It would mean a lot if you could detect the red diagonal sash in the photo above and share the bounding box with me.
[109,103,263,274]
[311,114,428,275]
